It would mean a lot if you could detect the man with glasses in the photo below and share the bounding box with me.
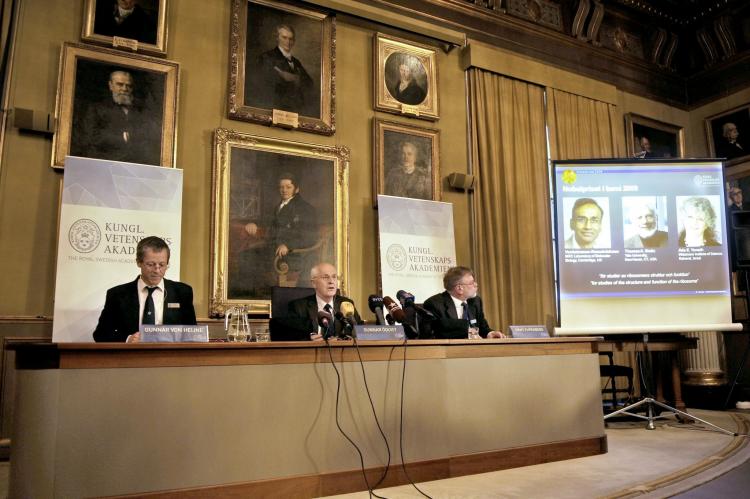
[286,262,361,341]
[423,266,504,339]
[93,236,196,342]
[565,198,606,249]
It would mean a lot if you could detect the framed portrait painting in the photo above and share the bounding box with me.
[82,0,168,57]
[210,129,350,316]
[374,33,439,120]
[373,119,440,206]
[228,0,335,135]
[52,43,179,169]
[705,104,750,166]
[625,113,684,159]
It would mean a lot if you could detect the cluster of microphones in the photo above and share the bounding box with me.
[369,291,435,338]
[313,290,436,340]
[317,301,358,339]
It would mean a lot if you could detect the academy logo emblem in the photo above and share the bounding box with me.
[69,219,101,253]
[386,244,407,271]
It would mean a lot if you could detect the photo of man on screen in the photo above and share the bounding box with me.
[565,197,610,249]
[623,198,668,249]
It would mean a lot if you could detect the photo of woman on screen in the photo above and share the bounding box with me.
[678,196,721,247]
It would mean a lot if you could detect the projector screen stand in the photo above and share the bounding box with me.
[604,334,736,436]
[603,396,735,435]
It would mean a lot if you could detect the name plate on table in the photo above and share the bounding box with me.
[139,325,209,343]
[354,325,405,340]
[509,325,549,338]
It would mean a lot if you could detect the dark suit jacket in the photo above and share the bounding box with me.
[255,47,314,115]
[286,294,362,339]
[392,79,426,105]
[423,291,493,338]
[271,195,318,254]
[94,3,157,44]
[93,277,197,342]
[71,99,160,165]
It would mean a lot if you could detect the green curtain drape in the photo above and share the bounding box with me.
[468,68,555,332]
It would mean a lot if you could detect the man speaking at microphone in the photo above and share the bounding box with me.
[423,266,504,339]
[93,236,197,343]
[287,262,362,341]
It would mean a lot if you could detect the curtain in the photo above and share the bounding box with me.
[467,68,555,332]
[546,87,621,160]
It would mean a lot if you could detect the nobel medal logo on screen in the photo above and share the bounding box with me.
[562,170,577,185]
[68,219,101,253]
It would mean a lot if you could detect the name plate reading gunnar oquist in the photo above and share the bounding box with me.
[140,325,209,343]
[354,325,405,341]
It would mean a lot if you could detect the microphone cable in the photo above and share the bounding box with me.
[323,336,382,499]
[397,333,433,499]
[351,333,392,498]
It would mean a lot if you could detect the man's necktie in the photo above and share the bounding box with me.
[461,302,470,321]
[142,287,157,325]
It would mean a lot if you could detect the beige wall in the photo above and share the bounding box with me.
[0,0,470,319]
[2,1,748,322]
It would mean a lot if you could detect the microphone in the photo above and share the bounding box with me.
[413,303,436,319]
[385,313,395,325]
[383,296,405,323]
[317,310,333,339]
[368,295,386,325]
[340,301,356,322]
[334,311,354,338]
[397,290,415,307]
[397,290,436,319]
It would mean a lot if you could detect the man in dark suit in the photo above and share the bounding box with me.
[94,0,158,45]
[423,266,504,339]
[237,172,318,296]
[286,262,362,341]
[93,236,196,342]
[70,70,160,165]
[389,57,427,106]
[253,24,314,116]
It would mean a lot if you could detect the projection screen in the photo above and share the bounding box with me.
[552,159,742,335]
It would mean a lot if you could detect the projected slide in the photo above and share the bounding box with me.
[553,160,740,335]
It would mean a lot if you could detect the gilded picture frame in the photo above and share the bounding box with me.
[705,104,750,166]
[625,113,684,159]
[210,129,350,316]
[373,118,440,206]
[52,43,179,169]
[228,0,335,135]
[82,0,169,57]
[373,33,439,120]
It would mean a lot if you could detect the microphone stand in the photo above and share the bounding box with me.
[603,333,735,435]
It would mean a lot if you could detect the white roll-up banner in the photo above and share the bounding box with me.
[52,157,183,342]
[377,195,456,303]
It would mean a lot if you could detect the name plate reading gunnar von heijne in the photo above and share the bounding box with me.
[140,325,209,343]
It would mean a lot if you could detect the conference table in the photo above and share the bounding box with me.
[9,338,605,498]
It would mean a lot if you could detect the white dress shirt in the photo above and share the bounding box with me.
[138,277,165,326]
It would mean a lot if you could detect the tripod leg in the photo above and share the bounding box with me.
[650,399,737,436]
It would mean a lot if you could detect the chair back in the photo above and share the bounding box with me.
[271,286,315,318]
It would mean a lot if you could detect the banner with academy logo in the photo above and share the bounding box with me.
[53,157,183,342]
[377,195,456,303]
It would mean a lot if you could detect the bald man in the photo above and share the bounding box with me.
[286,262,362,341]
